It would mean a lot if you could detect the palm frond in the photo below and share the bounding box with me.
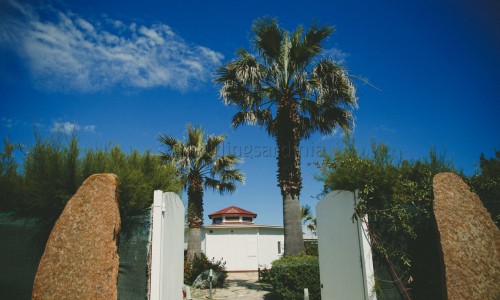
[205,135,225,155]
[217,65,263,108]
[158,134,182,153]
[303,23,333,56]
[231,109,272,128]
[252,17,282,63]
[306,106,353,138]
[199,134,225,166]
[312,58,357,108]
[217,182,237,194]
[186,125,204,150]
[212,154,241,174]
[289,23,333,73]
[204,178,238,195]
[219,169,245,184]
[234,49,263,87]
[291,24,304,47]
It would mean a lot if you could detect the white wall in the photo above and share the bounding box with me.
[316,190,377,300]
[256,228,284,269]
[203,226,284,271]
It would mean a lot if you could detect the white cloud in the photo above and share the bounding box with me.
[112,20,125,30]
[83,125,96,133]
[51,122,79,134]
[375,125,395,133]
[51,121,97,134]
[2,118,15,129]
[76,18,94,32]
[0,1,223,92]
[324,47,350,65]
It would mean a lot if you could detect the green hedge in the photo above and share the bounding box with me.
[269,255,321,300]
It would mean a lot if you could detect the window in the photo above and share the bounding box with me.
[278,241,281,254]
[242,217,253,222]
[213,217,222,224]
[225,216,239,222]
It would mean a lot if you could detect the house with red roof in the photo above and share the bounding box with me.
[208,206,257,225]
[185,206,286,272]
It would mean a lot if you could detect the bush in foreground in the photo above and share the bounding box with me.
[269,255,320,300]
[184,253,227,288]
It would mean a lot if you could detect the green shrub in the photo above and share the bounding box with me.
[304,241,318,256]
[258,265,272,282]
[269,255,321,300]
[184,253,227,287]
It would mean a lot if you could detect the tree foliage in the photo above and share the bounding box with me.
[319,136,453,299]
[0,132,182,233]
[467,150,500,226]
[0,137,24,213]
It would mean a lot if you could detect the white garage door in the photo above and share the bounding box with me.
[205,228,258,271]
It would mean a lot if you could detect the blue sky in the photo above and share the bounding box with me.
[1,0,499,226]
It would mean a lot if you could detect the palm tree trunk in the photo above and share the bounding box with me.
[277,99,305,256]
[187,227,202,260]
[283,193,305,255]
[187,176,204,260]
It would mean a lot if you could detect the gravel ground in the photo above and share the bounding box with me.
[187,272,280,300]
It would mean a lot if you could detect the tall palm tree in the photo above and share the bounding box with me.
[215,17,357,255]
[159,125,244,259]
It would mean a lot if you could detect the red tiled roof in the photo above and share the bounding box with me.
[208,206,257,218]
[211,222,256,226]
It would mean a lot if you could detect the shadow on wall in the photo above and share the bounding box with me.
[0,214,151,300]
[0,217,45,300]
[117,213,151,300]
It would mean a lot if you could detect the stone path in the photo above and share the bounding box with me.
[188,272,279,300]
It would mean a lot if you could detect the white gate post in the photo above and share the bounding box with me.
[149,190,185,300]
[316,190,377,300]
[162,192,185,300]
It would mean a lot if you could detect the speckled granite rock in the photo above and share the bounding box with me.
[433,172,500,300]
[32,174,121,300]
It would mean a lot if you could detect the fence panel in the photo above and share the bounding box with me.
[149,191,185,300]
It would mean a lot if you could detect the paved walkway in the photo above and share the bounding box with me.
[188,272,279,300]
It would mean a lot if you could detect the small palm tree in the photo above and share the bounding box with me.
[216,17,357,255]
[307,218,317,236]
[301,204,313,225]
[301,204,317,235]
[159,125,244,259]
